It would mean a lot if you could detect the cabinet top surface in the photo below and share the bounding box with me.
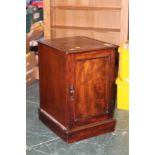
[39,36,117,54]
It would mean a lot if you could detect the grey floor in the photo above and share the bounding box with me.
[26,81,129,155]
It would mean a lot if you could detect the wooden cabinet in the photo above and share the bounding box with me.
[38,36,117,143]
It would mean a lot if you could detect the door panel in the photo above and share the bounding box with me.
[74,55,110,123]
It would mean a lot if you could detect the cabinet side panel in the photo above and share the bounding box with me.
[39,44,67,126]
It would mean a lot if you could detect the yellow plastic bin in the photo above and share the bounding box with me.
[116,78,129,110]
[118,46,129,80]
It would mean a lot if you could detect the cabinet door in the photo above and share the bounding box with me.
[69,50,115,127]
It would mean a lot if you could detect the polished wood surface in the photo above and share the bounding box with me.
[75,57,109,119]
[39,44,68,126]
[39,108,116,143]
[38,36,117,143]
[71,49,116,128]
[39,36,117,53]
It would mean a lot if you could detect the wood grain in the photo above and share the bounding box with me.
[39,108,116,143]
[38,43,68,126]
[38,37,117,143]
[120,0,129,45]
[44,0,128,45]
[75,57,109,120]
[43,0,51,39]
[51,25,120,32]
[52,6,121,10]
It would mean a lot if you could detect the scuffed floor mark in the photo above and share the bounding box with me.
[28,137,60,149]
[122,131,127,136]
[27,99,39,105]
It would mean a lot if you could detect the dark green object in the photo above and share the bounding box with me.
[32,7,43,24]
[26,6,43,33]
[26,12,32,33]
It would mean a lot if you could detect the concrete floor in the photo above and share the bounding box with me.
[26,81,129,155]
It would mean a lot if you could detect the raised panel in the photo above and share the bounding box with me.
[93,10,120,29]
[54,9,120,29]
[74,56,110,121]
[55,10,93,27]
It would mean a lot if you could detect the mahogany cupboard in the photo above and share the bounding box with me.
[38,36,117,143]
